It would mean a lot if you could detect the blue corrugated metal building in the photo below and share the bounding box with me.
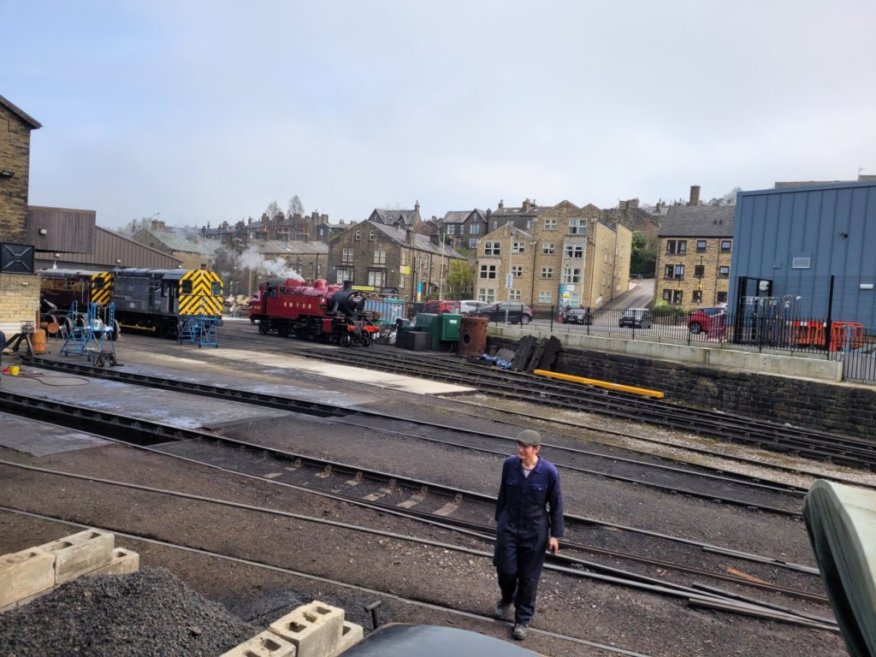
[729,181,876,330]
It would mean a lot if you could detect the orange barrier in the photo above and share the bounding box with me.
[829,322,866,353]
[791,320,826,347]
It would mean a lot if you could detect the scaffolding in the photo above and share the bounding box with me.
[60,301,118,366]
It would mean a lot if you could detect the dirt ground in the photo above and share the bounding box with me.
[0,337,858,657]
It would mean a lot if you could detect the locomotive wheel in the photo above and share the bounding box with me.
[258,320,269,335]
[278,324,291,338]
[360,333,372,347]
[340,333,353,347]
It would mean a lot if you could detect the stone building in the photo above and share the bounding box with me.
[655,186,734,309]
[366,202,423,230]
[328,220,463,300]
[0,95,42,335]
[133,219,219,270]
[474,200,632,309]
[440,209,488,252]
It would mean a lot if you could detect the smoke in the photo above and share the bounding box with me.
[236,245,303,281]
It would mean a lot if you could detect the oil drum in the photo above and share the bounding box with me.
[459,316,488,358]
[31,328,47,355]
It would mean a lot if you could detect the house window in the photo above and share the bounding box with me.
[342,248,354,263]
[373,250,386,265]
[512,241,525,254]
[663,289,683,305]
[368,270,385,287]
[484,241,501,256]
[718,265,730,278]
[694,265,704,278]
[542,242,555,255]
[511,266,523,277]
[716,291,728,303]
[544,217,557,231]
[480,264,497,279]
[468,238,477,249]
[540,267,554,279]
[666,239,687,255]
[368,230,375,241]
[562,267,581,284]
[692,290,703,304]
[675,264,685,279]
[538,290,552,303]
[508,290,521,301]
[664,264,684,279]
[336,267,353,284]
[355,230,361,241]
[721,239,732,252]
[478,288,497,303]
[564,244,584,259]
[696,240,707,252]
[469,223,480,235]
[568,219,586,235]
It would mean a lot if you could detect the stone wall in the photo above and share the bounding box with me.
[490,337,875,441]
[0,273,40,335]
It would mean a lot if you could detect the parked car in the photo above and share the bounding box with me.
[560,306,593,325]
[458,299,486,315]
[422,299,460,314]
[618,307,652,328]
[688,306,727,336]
[470,301,533,324]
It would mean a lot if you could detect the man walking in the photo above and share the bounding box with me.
[492,429,564,641]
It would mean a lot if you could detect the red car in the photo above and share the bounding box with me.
[688,306,726,337]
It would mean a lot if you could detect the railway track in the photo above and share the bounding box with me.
[19,357,808,516]
[219,334,876,470]
[0,389,830,626]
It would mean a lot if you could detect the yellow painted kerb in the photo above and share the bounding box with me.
[533,369,665,399]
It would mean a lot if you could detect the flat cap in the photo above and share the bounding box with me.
[516,429,541,446]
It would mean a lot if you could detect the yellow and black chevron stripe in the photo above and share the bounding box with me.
[178,269,223,317]
[90,271,113,306]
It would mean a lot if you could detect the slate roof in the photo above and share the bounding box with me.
[137,227,220,256]
[442,211,470,225]
[370,221,464,259]
[259,240,329,256]
[0,94,42,129]
[658,205,735,238]
[372,208,418,226]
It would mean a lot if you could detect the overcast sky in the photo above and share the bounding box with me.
[3,0,875,230]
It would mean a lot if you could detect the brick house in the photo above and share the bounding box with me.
[0,95,42,334]
[655,189,734,309]
[328,220,463,300]
[475,200,632,309]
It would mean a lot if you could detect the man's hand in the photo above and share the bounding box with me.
[548,537,559,554]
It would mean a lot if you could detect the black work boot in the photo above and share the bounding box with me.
[492,600,511,620]
[512,622,528,640]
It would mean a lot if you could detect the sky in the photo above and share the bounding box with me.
[3,0,875,230]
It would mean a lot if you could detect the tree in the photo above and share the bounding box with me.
[287,195,304,217]
[118,217,154,236]
[630,231,657,277]
[446,259,474,298]
[265,201,282,220]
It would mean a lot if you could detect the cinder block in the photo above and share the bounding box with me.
[0,547,55,609]
[88,548,140,577]
[269,601,344,657]
[220,630,297,657]
[38,529,115,584]
[328,621,363,657]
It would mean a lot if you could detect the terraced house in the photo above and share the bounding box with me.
[655,189,734,309]
[475,200,631,309]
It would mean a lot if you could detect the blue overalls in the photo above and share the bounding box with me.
[493,455,564,625]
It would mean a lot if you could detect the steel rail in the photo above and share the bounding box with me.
[0,391,817,577]
[0,465,831,632]
[22,357,806,514]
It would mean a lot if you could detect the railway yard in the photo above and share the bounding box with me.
[1,319,874,656]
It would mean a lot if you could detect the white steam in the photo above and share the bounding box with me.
[236,245,303,282]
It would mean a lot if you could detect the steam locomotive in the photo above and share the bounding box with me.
[250,279,379,346]
[39,267,224,339]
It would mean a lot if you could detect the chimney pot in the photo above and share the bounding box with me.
[689,185,701,206]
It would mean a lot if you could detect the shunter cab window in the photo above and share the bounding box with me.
[181,280,193,295]
[212,282,221,296]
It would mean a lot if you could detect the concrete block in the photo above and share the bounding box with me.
[269,601,344,657]
[0,547,55,609]
[88,548,140,577]
[38,529,115,585]
[328,621,363,657]
[220,630,297,657]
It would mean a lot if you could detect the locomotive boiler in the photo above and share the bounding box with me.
[251,279,379,346]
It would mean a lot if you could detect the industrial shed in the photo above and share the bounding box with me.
[729,181,876,331]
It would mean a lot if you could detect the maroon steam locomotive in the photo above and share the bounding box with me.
[250,279,380,347]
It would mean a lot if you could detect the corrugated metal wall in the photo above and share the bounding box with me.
[729,182,876,328]
[36,227,181,270]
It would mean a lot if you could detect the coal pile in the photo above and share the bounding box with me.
[0,567,258,657]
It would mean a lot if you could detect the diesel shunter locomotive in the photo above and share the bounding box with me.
[250,279,379,346]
